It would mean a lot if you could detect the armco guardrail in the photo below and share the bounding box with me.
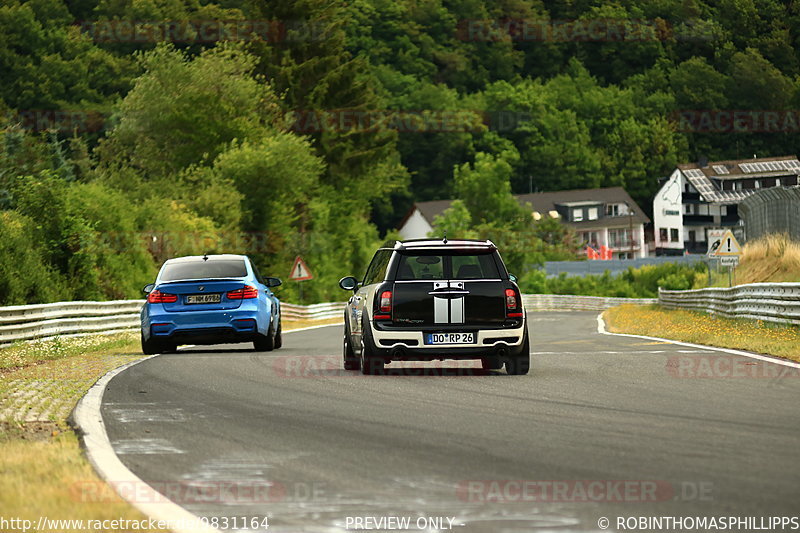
[0,293,659,345]
[659,283,800,326]
[281,302,345,320]
[0,300,144,345]
[523,294,656,311]
[0,299,348,345]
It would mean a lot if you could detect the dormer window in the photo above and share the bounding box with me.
[573,209,584,222]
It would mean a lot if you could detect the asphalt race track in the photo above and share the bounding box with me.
[101,312,800,532]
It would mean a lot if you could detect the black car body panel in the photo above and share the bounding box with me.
[340,239,529,373]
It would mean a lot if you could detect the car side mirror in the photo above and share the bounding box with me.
[265,277,282,288]
[142,283,155,294]
[508,274,518,283]
[339,276,358,291]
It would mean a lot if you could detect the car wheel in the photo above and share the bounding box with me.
[360,319,384,375]
[505,330,530,376]
[481,356,503,370]
[141,333,161,355]
[343,320,360,371]
[274,319,282,349]
[254,321,276,352]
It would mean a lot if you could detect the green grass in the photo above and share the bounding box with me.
[604,304,800,363]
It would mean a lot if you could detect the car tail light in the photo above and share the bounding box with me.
[227,286,259,299]
[147,290,178,303]
[374,290,392,320]
[505,288,523,318]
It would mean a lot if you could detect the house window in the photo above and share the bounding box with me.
[609,229,632,248]
[573,209,583,222]
[776,178,781,186]
[670,228,679,242]
[588,207,598,220]
[659,228,668,242]
[688,230,696,242]
[721,205,727,216]
[605,204,619,217]
[684,204,692,214]
[754,180,761,189]
[580,231,599,247]
[734,181,742,191]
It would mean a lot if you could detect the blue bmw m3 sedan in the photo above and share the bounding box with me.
[140,254,282,354]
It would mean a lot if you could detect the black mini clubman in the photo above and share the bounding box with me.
[338,239,530,375]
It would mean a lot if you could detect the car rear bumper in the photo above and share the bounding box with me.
[369,320,527,361]
[142,304,267,344]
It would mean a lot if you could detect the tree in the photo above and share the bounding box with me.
[100,44,282,177]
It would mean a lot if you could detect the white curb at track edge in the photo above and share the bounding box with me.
[72,354,221,533]
[71,324,342,533]
[596,312,800,370]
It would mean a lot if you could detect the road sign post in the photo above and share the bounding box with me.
[289,256,313,303]
[708,231,742,287]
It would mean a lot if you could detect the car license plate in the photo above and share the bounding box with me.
[185,293,221,304]
[426,332,475,345]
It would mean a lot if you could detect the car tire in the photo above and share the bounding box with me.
[254,321,276,352]
[141,333,166,355]
[505,330,530,376]
[343,320,360,371]
[360,319,384,375]
[274,319,282,349]
[481,356,503,370]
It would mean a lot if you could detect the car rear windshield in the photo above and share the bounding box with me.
[160,260,248,281]
[396,251,500,280]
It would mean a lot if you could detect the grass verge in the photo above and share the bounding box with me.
[604,304,800,363]
[0,317,342,528]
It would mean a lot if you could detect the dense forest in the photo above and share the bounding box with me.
[1,0,799,303]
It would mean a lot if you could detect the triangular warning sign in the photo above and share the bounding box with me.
[289,256,313,281]
[711,230,742,256]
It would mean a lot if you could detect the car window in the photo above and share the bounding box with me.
[396,254,445,280]
[250,261,265,285]
[363,250,391,285]
[396,251,499,280]
[160,259,248,281]
[451,253,500,279]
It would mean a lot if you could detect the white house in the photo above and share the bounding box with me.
[398,187,650,259]
[653,155,800,255]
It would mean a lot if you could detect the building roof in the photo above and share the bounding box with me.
[678,155,800,204]
[677,155,800,179]
[401,187,650,229]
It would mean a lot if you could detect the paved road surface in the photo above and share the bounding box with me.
[101,312,800,532]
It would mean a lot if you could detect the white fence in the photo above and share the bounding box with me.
[659,283,800,326]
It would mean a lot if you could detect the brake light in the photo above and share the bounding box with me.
[505,288,517,309]
[147,290,177,304]
[227,286,259,299]
[379,290,392,313]
[505,288,523,318]
[374,290,392,320]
